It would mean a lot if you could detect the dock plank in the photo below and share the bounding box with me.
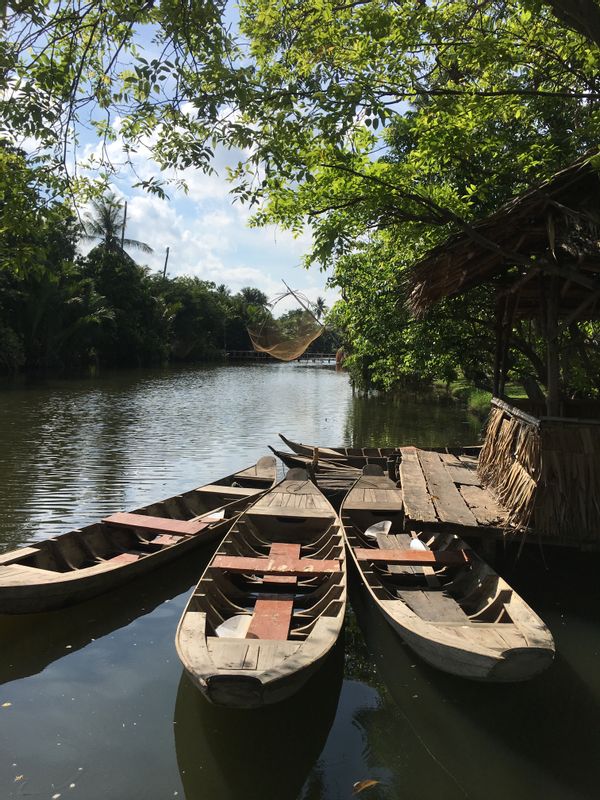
[417,450,478,527]
[458,485,506,527]
[446,464,481,486]
[399,448,437,523]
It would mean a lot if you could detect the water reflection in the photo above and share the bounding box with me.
[0,551,211,686]
[349,557,600,800]
[345,390,482,448]
[174,640,344,800]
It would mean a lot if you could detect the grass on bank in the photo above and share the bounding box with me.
[441,380,527,417]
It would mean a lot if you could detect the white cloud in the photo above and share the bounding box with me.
[76,118,335,307]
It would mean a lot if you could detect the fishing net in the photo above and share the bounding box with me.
[247,287,325,362]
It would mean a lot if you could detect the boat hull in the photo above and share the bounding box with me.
[176,471,346,708]
[343,470,554,682]
[0,457,277,614]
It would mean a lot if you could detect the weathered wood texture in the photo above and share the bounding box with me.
[212,555,340,575]
[353,548,471,566]
[399,446,506,533]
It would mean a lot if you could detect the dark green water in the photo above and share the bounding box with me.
[0,363,598,800]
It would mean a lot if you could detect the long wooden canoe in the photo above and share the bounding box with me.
[342,466,554,681]
[278,433,394,468]
[176,468,346,708]
[0,456,278,614]
[268,445,362,475]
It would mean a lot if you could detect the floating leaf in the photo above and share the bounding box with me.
[2,702,12,708]
[14,775,23,782]
[353,779,380,794]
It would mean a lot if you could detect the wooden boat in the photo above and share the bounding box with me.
[268,445,362,475]
[0,457,278,614]
[280,434,482,463]
[176,468,346,708]
[278,433,394,468]
[342,466,555,681]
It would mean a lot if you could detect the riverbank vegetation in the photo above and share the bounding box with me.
[2,2,600,392]
[0,150,329,373]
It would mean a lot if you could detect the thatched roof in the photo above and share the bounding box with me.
[408,151,600,320]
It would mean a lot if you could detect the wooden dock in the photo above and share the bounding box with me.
[309,446,511,547]
[398,447,506,535]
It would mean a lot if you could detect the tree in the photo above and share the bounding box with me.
[83,194,152,254]
[313,297,328,321]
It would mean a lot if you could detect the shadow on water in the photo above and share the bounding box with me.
[348,557,600,800]
[0,549,213,686]
[174,639,344,800]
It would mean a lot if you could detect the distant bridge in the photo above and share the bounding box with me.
[226,351,337,363]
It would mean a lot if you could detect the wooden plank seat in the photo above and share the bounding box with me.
[353,548,472,567]
[212,554,340,576]
[151,533,183,547]
[104,552,141,566]
[246,598,294,640]
[264,543,301,585]
[102,512,222,536]
[244,544,302,639]
[196,484,261,497]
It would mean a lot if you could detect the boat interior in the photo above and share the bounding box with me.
[3,487,240,574]
[343,504,516,626]
[188,512,345,644]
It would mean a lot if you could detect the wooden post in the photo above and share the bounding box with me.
[545,276,561,416]
[163,247,170,278]
[493,297,506,397]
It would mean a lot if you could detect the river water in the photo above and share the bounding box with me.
[0,363,598,800]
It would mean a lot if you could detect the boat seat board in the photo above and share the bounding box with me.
[103,512,217,535]
[152,533,183,547]
[264,543,301,585]
[0,546,40,566]
[353,548,471,566]
[196,484,262,497]
[105,552,141,565]
[376,532,423,576]
[396,587,471,622]
[246,598,294,640]
[248,507,336,520]
[212,554,340,575]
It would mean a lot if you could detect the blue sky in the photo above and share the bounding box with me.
[79,128,338,314]
[74,14,339,316]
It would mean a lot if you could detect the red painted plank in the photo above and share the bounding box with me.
[264,543,301,585]
[103,512,213,535]
[152,533,183,547]
[212,554,340,575]
[246,599,294,640]
[105,552,140,565]
[353,548,471,566]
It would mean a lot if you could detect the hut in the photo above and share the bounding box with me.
[407,150,600,545]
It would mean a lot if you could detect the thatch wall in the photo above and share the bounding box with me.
[479,398,600,543]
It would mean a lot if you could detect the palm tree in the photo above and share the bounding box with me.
[83,193,153,254]
[313,296,328,320]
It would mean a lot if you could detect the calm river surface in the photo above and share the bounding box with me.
[0,363,599,800]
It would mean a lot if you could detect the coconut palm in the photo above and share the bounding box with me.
[83,193,153,254]
[313,296,328,320]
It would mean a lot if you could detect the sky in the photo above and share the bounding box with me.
[77,126,339,315]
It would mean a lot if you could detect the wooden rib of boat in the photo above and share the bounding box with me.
[0,457,278,614]
[176,468,346,708]
[342,466,554,681]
